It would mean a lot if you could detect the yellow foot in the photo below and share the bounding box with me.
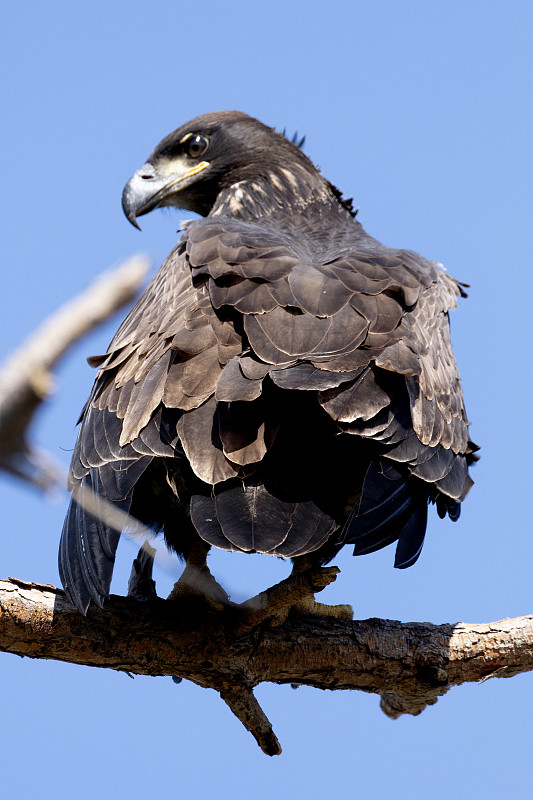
[291,595,353,620]
[234,565,352,632]
[168,564,230,611]
[287,559,353,620]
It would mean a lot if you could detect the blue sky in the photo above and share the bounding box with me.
[1,1,532,797]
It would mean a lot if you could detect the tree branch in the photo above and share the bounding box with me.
[1,576,532,755]
[0,256,149,489]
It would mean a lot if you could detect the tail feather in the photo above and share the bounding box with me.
[190,484,337,557]
[345,460,429,564]
[59,472,121,614]
[393,500,428,568]
[58,461,150,614]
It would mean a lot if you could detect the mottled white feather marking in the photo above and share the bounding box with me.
[280,168,299,190]
[269,172,283,190]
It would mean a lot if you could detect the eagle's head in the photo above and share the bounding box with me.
[121,111,317,225]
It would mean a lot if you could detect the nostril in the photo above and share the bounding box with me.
[136,163,156,181]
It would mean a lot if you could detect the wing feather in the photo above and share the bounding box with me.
[63,206,475,610]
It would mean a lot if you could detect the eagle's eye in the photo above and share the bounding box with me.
[186,135,209,158]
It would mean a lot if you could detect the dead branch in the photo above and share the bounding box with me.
[0,256,149,489]
[1,575,532,755]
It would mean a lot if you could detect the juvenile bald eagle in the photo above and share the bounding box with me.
[59,111,477,616]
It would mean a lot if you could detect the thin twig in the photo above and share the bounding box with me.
[220,687,282,756]
[0,256,149,488]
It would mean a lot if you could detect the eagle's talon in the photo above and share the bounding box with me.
[306,565,340,592]
[289,563,352,620]
[232,564,351,632]
[167,563,230,611]
[290,596,354,620]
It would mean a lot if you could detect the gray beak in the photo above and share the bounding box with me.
[121,163,161,230]
[121,157,211,229]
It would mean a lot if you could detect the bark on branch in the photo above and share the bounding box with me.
[1,576,532,755]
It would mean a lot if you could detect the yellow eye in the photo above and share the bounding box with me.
[187,135,209,158]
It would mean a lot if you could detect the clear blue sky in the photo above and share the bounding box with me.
[1,2,532,797]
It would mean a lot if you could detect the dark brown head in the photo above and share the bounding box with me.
[122,111,326,225]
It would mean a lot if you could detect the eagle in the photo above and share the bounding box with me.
[59,110,477,616]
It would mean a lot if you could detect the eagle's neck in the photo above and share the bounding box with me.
[209,164,337,221]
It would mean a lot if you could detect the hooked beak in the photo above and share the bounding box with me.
[121,159,210,229]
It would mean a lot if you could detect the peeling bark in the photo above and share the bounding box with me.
[1,576,532,755]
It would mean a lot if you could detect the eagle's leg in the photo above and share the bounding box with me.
[167,540,230,611]
[235,558,352,632]
[289,555,353,620]
[128,540,158,601]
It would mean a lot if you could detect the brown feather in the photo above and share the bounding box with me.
[176,398,239,484]
[215,357,263,402]
[319,368,391,423]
